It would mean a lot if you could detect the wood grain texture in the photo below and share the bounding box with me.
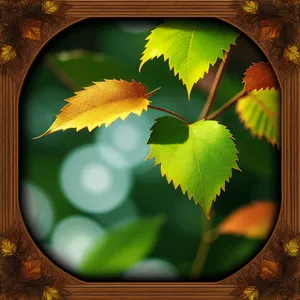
[0,74,18,232]
[65,283,236,299]
[282,68,300,231]
[66,0,236,17]
[0,0,298,299]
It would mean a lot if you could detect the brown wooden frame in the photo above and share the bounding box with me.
[0,0,299,299]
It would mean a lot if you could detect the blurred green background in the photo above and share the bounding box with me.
[19,18,281,282]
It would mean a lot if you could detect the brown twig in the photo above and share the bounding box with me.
[206,90,248,120]
[199,50,232,120]
[148,105,190,125]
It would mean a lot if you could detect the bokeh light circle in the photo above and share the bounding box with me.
[95,114,154,171]
[60,144,132,213]
[21,181,55,240]
[50,216,106,270]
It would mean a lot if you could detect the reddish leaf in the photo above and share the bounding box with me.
[20,19,42,41]
[20,260,42,281]
[259,19,282,41]
[260,259,281,280]
[218,201,278,239]
[243,62,279,92]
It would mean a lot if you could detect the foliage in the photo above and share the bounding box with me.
[236,88,280,146]
[147,117,240,218]
[80,216,165,276]
[35,80,158,138]
[218,201,278,239]
[34,19,281,280]
[139,20,238,99]
[243,62,279,92]
[38,19,280,219]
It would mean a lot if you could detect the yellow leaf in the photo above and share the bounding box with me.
[284,237,300,257]
[242,1,259,14]
[218,201,277,239]
[42,286,60,300]
[42,1,60,14]
[0,45,17,62]
[35,80,159,139]
[284,45,300,66]
[243,286,259,300]
[1,238,17,257]
[236,88,280,146]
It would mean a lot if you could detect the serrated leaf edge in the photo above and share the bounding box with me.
[146,119,241,218]
[139,24,239,99]
[242,61,279,92]
[34,79,154,139]
[236,91,280,147]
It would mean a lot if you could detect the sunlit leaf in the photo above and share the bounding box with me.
[147,116,240,218]
[218,201,277,239]
[35,79,159,138]
[243,62,279,92]
[80,216,165,276]
[140,20,238,99]
[236,88,280,146]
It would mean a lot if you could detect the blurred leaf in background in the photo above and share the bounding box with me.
[20,18,280,281]
[80,216,165,278]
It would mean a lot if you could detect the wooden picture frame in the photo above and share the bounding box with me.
[0,0,299,299]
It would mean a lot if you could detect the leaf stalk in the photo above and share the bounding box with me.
[148,105,190,125]
[199,50,232,120]
[206,90,248,120]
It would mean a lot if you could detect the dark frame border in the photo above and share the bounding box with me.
[0,1,299,299]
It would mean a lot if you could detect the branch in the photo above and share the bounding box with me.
[205,90,247,120]
[190,211,219,279]
[199,50,231,120]
[148,105,190,125]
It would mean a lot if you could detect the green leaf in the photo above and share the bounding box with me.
[236,88,280,147]
[80,216,165,276]
[47,50,128,90]
[147,117,240,218]
[140,20,238,99]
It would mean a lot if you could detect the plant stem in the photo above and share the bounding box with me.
[206,90,247,120]
[148,105,190,125]
[190,218,220,279]
[199,50,231,120]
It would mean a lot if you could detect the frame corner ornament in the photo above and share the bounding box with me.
[230,0,300,82]
[0,0,72,81]
[0,221,72,300]
[230,221,300,300]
